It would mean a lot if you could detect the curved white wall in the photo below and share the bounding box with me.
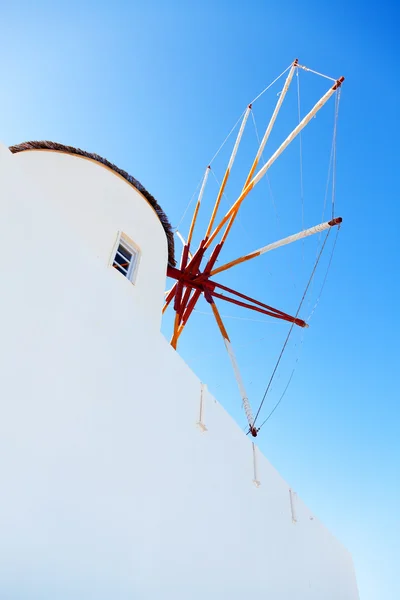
[0,143,358,599]
[10,147,169,330]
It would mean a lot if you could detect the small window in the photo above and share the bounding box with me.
[112,233,140,283]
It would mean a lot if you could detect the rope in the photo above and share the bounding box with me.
[307,225,341,322]
[250,64,292,105]
[177,62,338,233]
[207,64,292,166]
[297,64,336,82]
[175,174,205,230]
[176,63,292,232]
[245,333,304,434]
[250,110,280,224]
[257,369,295,429]
[309,85,342,319]
[296,68,305,231]
[175,111,243,230]
[251,109,301,292]
[331,89,341,218]
[321,134,334,223]
[252,229,332,428]
[209,168,250,240]
[321,88,341,223]
[207,111,246,166]
[258,226,340,430]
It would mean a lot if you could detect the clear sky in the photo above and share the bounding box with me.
[1,1,398,598]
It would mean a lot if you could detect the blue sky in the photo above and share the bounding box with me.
[1,1,398,598]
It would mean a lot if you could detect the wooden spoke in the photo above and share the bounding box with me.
[163,63,344,370]
[204,292,255,432]
[204,76,344,251]
[171,289,202,349]
[205,105,252,238]
[212,290,307,328]
[187,166,210,246]
[242,59,298,191]
[170,312,181,349]
[211,217,342,277]
[163,283,177,314]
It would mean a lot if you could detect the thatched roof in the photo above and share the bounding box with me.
[9,141,176,266]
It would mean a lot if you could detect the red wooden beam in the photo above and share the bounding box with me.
[167,243,307,330]
[167,266,183,281]
[211,291,307,327]
[180,289,202,326]
[174,244,190,312]
[164,284,177,308]
[211,280,293,318]
[167,266,216,294]
[178,285,194,320]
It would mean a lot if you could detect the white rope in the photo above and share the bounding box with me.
[178,63,337,233]
[331,89,341,218]
[256,331,304,430]
[248,80,341,193]
[175,174,204,230]
[309,87,341,311]
[320,88,341,240]
[208,110,246,166]
[208,63,292,166]
[248,63,298,180]
[321,129,335,222]
[177,63,293,231]
[297,64,336,82]
[210,165,295,297]
[251,111,280,223]
[296,68,305,231]
[252,231,331,428]
[209,168,249,239]
[307,225,341,322]
[251,110,300,292]
[250,64,292,104]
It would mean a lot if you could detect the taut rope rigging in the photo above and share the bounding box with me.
[164,59,345,436]
[251,229,332,432]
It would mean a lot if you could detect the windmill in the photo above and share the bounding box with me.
[163,59,344,437]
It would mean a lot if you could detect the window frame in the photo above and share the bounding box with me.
[111,232,141,284]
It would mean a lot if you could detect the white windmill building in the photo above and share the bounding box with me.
[0,93,358,600]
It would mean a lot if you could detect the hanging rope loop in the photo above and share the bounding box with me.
[252,229,334,430]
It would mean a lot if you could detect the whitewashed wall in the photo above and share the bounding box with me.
[0,143,358,599]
